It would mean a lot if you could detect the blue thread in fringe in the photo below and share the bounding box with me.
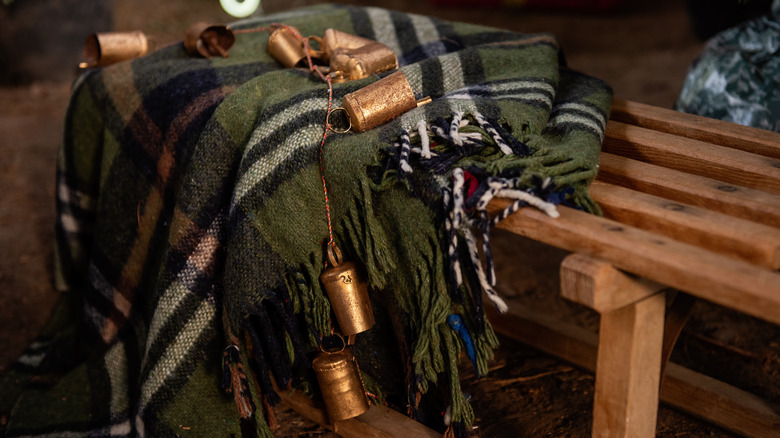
[447,314,479,376]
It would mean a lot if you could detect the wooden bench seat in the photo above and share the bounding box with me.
[589,180,780,269]
[488,98,780,437]
[597,153,780,227]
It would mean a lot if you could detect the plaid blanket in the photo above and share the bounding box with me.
[0,5,611,437]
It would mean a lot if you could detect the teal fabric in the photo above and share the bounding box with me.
[677,0,780,131]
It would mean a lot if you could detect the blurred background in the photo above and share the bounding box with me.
[1,0,724,105]
[1,0,777,436]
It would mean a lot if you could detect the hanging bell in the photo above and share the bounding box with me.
[267,26,307,67]
[312,341,370,421]
[184,23,235,58]
[319,244,374,336]
[339,70,432,132]
[329,41,398,83]
[267,26,322,68]
[80,31,149,68]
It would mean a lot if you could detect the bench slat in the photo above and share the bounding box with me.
[609,98,780,160]
[597,153,780,227]
[603,121,780,194]
[487,199,780,326]
[590,180,780,269]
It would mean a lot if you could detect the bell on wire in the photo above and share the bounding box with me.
[312,337,370,422]
[184,23,235,58]
[322,28,375,61]
[321,28,398,83]
[329,41,398,83]
[267,26,323,68]
[319,244,374,336]
[80,31,149,68]
[334,70,431,132]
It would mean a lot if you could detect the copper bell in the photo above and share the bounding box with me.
[267,26,322,68]
[81,31,149,68]
[184,23,235,58]
[329,41,398,83]
[322,29,398,83]
[319,245,374,336]
[322,28,375,61]
[313,341,369,421]
[340,70,432,132]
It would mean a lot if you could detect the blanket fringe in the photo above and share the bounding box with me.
[385,111,579,321]
[222,109,594,433]
[221,344,256,419]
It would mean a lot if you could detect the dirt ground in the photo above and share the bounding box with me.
[1,0,778,436]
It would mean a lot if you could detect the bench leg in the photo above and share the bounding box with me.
[592,292,666,438]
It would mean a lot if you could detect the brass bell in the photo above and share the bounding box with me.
[267,26,322,68]
[321,29,398,83]
[322,28,376,61]
[339,70,431,132]
[80,31,149,68]
[184,23,235,58]
[319,244,374,336]
[329,41,398,83]
[312,341,369,421]
[267,26,307,67]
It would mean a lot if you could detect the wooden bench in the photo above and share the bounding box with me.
[487,98,780,437]
[275,99,780,437]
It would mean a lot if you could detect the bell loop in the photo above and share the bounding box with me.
[326,243,343,267]
[306,35,326,59]
[319,333,347,354]
[326,107,352,134]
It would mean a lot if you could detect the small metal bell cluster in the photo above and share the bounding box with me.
[314,244,373,422]
[265,25,434,423]
[267,25,431,133]
[267,26,398,82]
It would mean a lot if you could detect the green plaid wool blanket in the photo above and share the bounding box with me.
[0,5,611,437]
